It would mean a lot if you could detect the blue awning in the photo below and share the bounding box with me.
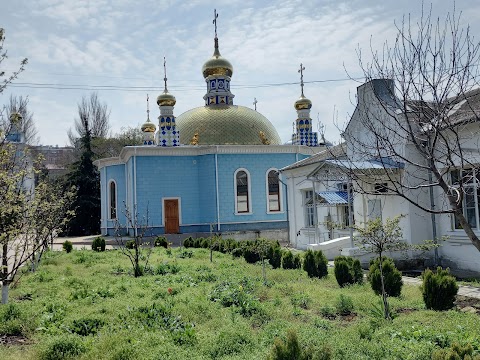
[316,191,349,205]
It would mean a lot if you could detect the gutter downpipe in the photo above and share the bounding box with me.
[215,146,220,232]
[311,178,319,244]
[134,147,138,237]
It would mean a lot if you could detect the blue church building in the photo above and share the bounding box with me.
[95,17,323,238]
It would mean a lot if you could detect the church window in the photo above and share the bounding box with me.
[109,180,117,220]
[267,169,281,212]
[304,190,315,227]
[235,169,250,213]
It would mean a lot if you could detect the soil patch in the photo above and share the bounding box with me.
[0,334,31,346]
[455,296,480,314]
[395,307,418,315]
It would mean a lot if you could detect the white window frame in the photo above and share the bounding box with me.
[451,169,480,230]
[303,190,315,227]
[266,168,283,213]
[108,179,117,220]
[234,168,252,215]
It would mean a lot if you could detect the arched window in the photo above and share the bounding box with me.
[109,180,117,219]
[235,169,250,213]
[267,169,281,212]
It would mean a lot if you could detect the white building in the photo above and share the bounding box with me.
[282,79,480,277]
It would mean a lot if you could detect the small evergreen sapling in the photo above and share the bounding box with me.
[422,267,458,311]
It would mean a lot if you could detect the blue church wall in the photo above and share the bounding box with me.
[134,155,202,228]
[216,153,299,227]
[196,155,217,225]
[101,164,127,232]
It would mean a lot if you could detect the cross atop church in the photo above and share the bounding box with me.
[253,97,258,111]
[163,57,168,92]
[146,94,150,121]
[213,9,219,39]
[298,63,305,97]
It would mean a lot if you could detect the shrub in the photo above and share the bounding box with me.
[125,240,135,249]
[62,240,73,253]
[303,249,328,278]
[69,318,104,336]
[154,236,168,248]
[422,267,459,311]
[281,250,295,269]
[269,329,326,360]
[432,342,480,360]
[335,294,354,316]
[243,245,260,264]
[293,253,302,269]
[200,238,210,248]
[367,257,403,297]
[91,237,106,252]
[231,247,244,258]
[268,245,282,269]
[183,236,194,248]
[39,335,86,360]
[334,256,363,287]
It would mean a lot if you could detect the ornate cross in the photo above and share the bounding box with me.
[213,9,219,38]
[146,94,150,121]
[298,63,305,96]
[253,97,258,111]
[163,56,168,92]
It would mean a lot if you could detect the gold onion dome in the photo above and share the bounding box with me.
[157,91,176,107]
[202,40,233,78]
[294,95,312,110]
[176,105,281,145]
[141,120,156,133]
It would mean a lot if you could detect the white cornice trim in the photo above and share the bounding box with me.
[94,145,324,169]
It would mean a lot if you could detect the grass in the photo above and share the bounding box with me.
[0,247,479,359]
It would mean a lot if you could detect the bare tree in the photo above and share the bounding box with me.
[6,95,38,145]
[114,203,152,277]
[340,4,480,252]
[68,92,110,145]
[0,28,28,95]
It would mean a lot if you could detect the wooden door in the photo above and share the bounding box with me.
[164,199,179,234]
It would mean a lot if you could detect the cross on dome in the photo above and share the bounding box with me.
[298,63,305,97]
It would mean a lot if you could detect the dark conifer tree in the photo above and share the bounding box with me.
[65,117,100,235]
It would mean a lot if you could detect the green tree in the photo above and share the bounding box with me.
[354,216,407,319]
[64,117,100,235]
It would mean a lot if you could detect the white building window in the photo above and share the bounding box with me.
[451,169,479,229]
[108,180,117,220]
[267,169,281,212]
[235,169,251,214]
[304,190,315,227]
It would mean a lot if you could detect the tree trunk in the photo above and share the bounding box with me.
[1,280,10,304]
[453,208,480,251]
[378,253,391,320]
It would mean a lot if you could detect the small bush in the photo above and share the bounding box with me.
[367,257,403,297]
[243,246,261,264]
[293,253,302,269]
[334,256,363,287]
[303,249,328,278]
[422,267,459,311]
[39,335,86,360]
[154,236,168,248]
[125,240,135,249]
[91,237,106,252]
[335,294,354,316]
[281,250,296,269]
[183,236,194,248]
[231,247,244,258]
[432,342,480,360]
[62,240,73,253]
[269,329,326,360]
[268,245,282,269]
[69,318,104,336]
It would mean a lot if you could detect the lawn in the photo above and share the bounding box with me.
[0,246,479,359]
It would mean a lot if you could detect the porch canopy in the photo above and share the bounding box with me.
[306,191,349,207]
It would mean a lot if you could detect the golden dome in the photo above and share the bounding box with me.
[176,105,281,145]
[202,41,233,78]
[141,120,156,133]
[294,95,312,110]
[157,91,176,107]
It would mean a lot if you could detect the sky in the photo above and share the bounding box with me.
[2,0,480,147]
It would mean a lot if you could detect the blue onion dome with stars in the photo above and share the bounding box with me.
[176,9,281,146]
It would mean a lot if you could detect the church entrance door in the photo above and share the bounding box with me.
[164,199,179,234]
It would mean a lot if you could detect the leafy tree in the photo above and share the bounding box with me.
[64,117,100,235]
[92,126,143,158]
[354,216,407,319]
